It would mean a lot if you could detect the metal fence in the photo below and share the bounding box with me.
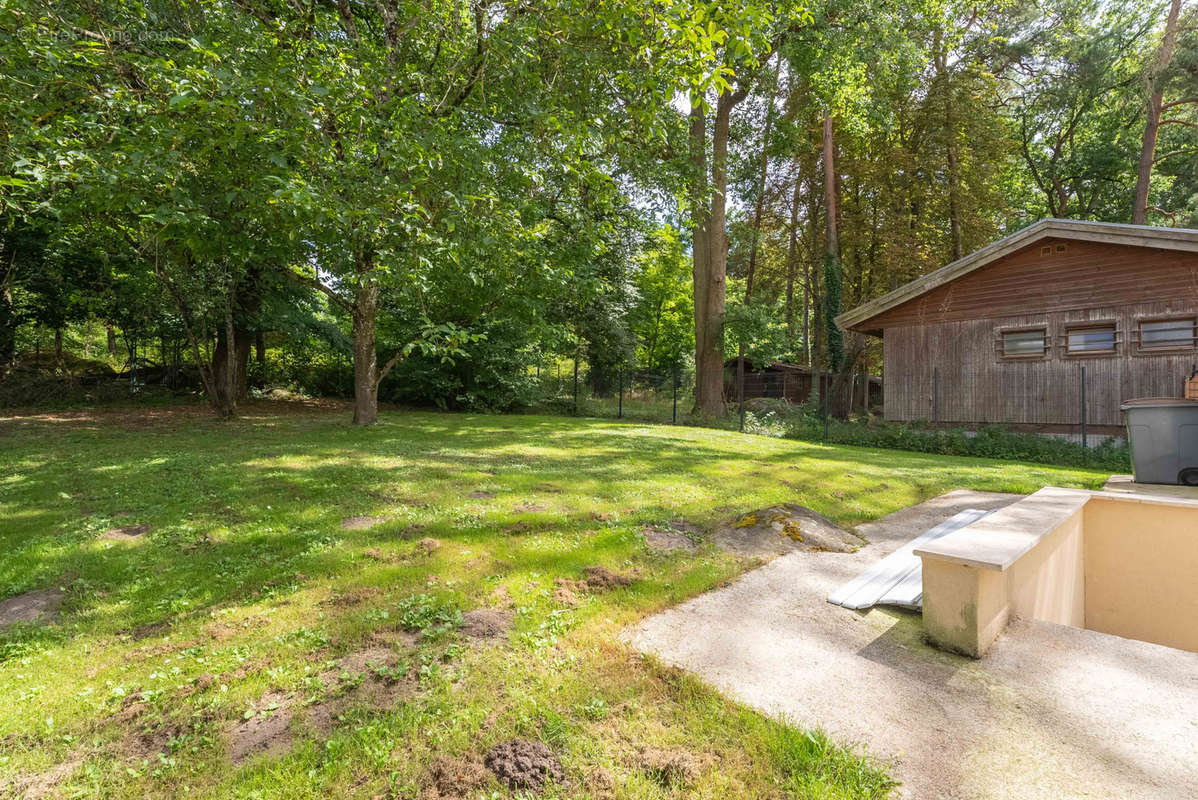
[538,361,880,433]
[548,359,1135,447]
[536,364,694,424]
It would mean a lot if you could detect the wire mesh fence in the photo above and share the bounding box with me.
[544,358,1135,450]
[534,363,693,424]
[535,359,884,433]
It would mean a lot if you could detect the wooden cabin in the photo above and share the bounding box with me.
[836,219,1198,436]
[723,357,882,409]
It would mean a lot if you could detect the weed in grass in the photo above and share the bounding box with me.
[397,593,462,640]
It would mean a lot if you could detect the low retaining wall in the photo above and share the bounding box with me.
[916,488,1198,657]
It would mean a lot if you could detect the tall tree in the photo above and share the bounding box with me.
[1132,0,1194,223]
[686,3,785,416]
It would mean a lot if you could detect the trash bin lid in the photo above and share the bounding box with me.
[1120,397,1198,410]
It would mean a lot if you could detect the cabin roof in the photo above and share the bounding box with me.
[835,218,1198,334]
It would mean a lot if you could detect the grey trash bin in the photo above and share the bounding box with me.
[1121,398,1198,486]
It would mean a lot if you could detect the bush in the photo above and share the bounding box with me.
[779,413,1129,471]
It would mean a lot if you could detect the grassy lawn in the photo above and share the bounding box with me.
[0,405,1109,799]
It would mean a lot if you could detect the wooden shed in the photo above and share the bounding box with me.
[836,219,1198,436]
[723,357,882,408]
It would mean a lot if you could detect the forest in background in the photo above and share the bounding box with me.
[2,0,1196,420]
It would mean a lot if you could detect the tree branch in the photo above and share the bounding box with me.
[375,349,405,388]
[1160,118,1198,130]
[286,269,351,312]
[1161,96,1198,111]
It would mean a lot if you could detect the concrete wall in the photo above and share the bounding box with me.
[922,560,1010,658]
[919,489,1198,657]
[1005,508,1085,628]
[1083,497,1198,652]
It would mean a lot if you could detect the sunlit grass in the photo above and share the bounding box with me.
[0,406,1108,798]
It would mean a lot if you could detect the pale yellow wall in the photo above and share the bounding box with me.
[920,491,1198,658]
[1083,498,1198,653]
[922,560,1009,658]
[1005,509,1085,628]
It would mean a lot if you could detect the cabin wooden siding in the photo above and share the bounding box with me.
[871,238,1198,429]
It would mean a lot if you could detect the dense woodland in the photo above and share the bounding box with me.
[2,0,1197,421]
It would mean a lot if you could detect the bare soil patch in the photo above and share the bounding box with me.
[5,756,83,800]
[515,502,547,513]
[484,738,563,792]
[582,566,633,589]
[229,691,293,764]
[418,537,441,554]
[103,523,150,540]
[341,515,388,531]
[0,588,64,627]
[467,491,495,499]
[488,585,514,608]
[552,579,585,606]
[641,520,702,553]
[713,505,864,557]
[585,767,616,799]
[364,546,399,563]
[460,609,514,641]
[424,753,490,798]
[228,641,416,764]
[325,586,382,607]
[634,747,701,788]
[129,620,170,640]
[309,644,415,732]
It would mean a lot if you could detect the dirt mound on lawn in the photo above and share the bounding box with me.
[714,504,864,557]
[460,609,513,641]
[484,738,563,792]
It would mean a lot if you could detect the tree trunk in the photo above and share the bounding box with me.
[946,140,963,259]
[784,173,802,345]
[351,278,380,425]
[745,75,779,302]
[694,89,738,415]
[1133,0,1182,225]
[689,102,715,415]
[53,328,63,370]
[936,38,964,260]
[255,330,266,365]
[806,178,821,367]
[106,324,117,358]
[822,113,848,418]
[0,287,15,369]
[212,324,252,405]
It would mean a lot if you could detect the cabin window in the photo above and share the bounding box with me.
[1066,324,1117,354]
[1002,328,1046,357]
[1140,317,1195,349]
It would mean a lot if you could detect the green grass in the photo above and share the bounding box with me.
[0,405,1109,799]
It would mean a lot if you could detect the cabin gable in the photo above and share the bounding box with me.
[863,238,1198,331]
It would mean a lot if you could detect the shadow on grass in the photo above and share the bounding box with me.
[0,408,1104,646]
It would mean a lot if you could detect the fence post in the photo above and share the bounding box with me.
[618,367,623,419]
[1080,364,1087,452]
[737,351,746,433]
[672,367,678,424]
[818,368,829,441]
[573,357,579,416]
[933,366,940,425]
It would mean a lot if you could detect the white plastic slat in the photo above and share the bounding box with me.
[827,509,993,611]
